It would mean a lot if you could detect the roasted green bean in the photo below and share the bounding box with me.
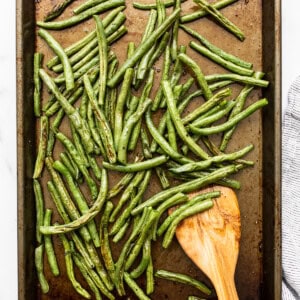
[43,209,60,276]
[33,53,43,117]
[107,8,180,87]
[132,164,241,215]
[33,179,44,244]
[162,80,209,159]
[38,29,74,91]
[155,270,211,295]
[194,0,244,41]
[37,0,125,30]
[190,98,268,135]
[35,245,49,294]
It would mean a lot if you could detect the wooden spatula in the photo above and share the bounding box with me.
[174,186,241,300]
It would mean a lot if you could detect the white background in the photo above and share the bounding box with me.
[0,1,298,299]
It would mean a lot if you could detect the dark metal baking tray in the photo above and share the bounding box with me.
[17,0,281,299]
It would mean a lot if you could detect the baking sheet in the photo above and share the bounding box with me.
[17,0,281,299]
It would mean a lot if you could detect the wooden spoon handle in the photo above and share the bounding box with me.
[213,273,238,300]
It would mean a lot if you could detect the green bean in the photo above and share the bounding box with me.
[33,179,44,244]
[159,45,186,108]
[181,101,233,154]
[43,209,60,276]
[38,29,74,91]
[171,145,253,174]
[194,0,244,41]
[190,41,253,76]
[133,0,186,10]
[47,32,96,69]
[156,0,166,26]
[109,171,145,222]
[107,8,180,87]
[125,210,158,270]
[47,181,95,268]
[190,98,268,135]
[40,169,108,237]
[182,88,231,124]
[72,253,102,300]
[47,181,70,223]
[88,155,102,180]
[104,155,168,173]
[44,0,75,21]
[157,191,218,236]
[59,235,92,299]
[112,219,130,243]
[106,58,119,128]
[53,43,98,74]
[108,173,135,200]
[151,45,171,111]
[33,117,49,179]
[35,245,49,294]
[114,68,134,148]
[45,157,91,242]
[84,240,114,291]
[163,199,213,248]
[56,131,98,199]
[220,72,265,151]
[180,24,252,69]
[166,111,177,151]
[70,122,90,167]
[152,192,188,240]
[83,74,117,163]
[171,0,180,61]
[45,86,84,118]
[45,162,101,247]
[121,94,137,122]
[106,24,128,44]
[154,167,169,190]
[205,72,269,87]
[33,53,43,117]
[150,81,231,153]
[178,53,212,100]
[135,9,157,81]
[100,201,115,282]
[37,0,125,30]
[181,0,237,23]
[132,164,241,215]
[141,128,152,159]
[123,272,150,300]
[110,170,152,236]
[93,15,108,106]
[147,31,170,69]
[46,6,125,69]
[192,100,236,127]
[155,270,212,295]
[188,296,207,300]
[129,69,155,151]
[40,70,95,154]
[60,152,79,180]
[146,250,154,294]
[74,0,109,14]
[87,102,107,160]
[117,98,152,164]
[146,109,192,164]
[130,238,151,278]
[162,80,209,159]
[180,77,195,98]
[54,55,99,84]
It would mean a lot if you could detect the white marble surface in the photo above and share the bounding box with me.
[0,1,17,299]
[0,1,298,299]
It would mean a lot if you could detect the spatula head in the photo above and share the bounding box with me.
[174,186,240,300]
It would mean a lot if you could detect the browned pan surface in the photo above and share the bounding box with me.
[17,0,281,299]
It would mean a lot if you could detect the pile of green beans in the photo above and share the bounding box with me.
[33,0,269,298]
